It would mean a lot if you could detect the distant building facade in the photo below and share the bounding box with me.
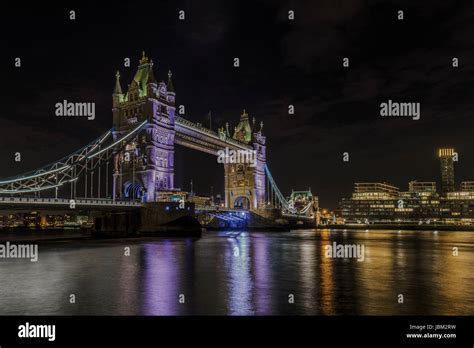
[339,148,474,224]
[340,181,441,223]
[340,183,399,222]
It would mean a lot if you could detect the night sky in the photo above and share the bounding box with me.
[1,1,474,208]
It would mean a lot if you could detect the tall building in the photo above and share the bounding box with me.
[438,148,456,194]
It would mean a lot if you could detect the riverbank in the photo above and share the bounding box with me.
[0,216,202,242]
[0,227,92,243]
[323,224,474,231]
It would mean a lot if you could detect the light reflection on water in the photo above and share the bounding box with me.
[0,229,473,315]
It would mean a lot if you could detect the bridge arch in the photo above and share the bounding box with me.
[123,180,145,201]
[233,196,250,210]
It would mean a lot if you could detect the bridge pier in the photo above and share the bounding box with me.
[92,202,201,237]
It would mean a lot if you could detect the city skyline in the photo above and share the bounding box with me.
[340,147,465,194]
[338,146,474,224]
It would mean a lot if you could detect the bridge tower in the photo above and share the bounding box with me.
[224,110,266,210]
[112,52,176,202]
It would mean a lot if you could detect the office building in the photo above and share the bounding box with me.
[439,148,456,194]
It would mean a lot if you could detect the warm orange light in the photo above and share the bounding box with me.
[438,148,455,157]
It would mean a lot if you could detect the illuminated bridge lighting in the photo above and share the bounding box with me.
[0,165,71,185]
[88,121,148,159]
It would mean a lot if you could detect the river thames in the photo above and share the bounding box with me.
[0,229,473,315]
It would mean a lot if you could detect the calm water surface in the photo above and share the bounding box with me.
[0,229,473,315]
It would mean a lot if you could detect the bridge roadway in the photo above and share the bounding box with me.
[0,197,249,211]
[0,196,140,211]
[0,197,245,214]
[0,196,313,223]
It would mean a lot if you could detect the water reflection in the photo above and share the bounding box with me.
[252,234,273,314]
[0,229,473,315]
[319,229,335,315]
[142,242,180,315]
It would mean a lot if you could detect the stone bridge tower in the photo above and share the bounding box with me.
[224,110,266,210]
[112,52,176,202]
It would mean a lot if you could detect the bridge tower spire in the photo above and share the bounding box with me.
[112,71,124,126]
[113,71,123,95]
[111,52,176,202]
[167,70,174,93]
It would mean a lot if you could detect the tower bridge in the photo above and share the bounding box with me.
[0,53,315,231]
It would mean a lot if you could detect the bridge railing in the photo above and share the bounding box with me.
[0,120,148,196]
[0,196,140,207]
[195,206,247,213]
